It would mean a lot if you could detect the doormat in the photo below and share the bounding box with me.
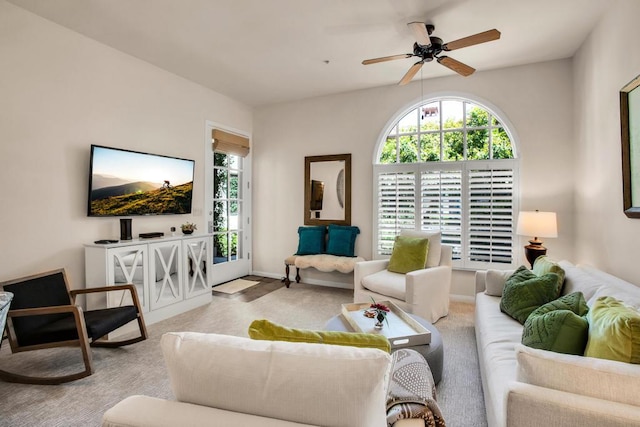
[213,278,260,294]
[212,276,285,302]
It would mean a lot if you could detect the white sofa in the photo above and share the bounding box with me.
[102,332,425,427]
[475,260,640,427]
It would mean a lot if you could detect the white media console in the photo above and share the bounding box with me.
[84,234,213,336]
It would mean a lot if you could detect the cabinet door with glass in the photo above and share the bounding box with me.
[149,240,184,310]
[106,244,149,313]
[183,236,211,298]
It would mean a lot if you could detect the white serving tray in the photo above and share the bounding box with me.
[340,300,431,348]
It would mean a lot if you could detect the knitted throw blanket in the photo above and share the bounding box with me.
[386,349,446,427]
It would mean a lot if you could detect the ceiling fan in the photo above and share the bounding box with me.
[362,23,501,85]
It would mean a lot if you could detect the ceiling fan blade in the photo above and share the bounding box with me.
[437,56,475,77]
[362,54,412,65]
[443,29,501,51]
[407,22,431,46]
[398,61,424,86]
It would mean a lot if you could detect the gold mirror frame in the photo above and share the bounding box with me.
[304,154,351,225]
[621,74,640,218]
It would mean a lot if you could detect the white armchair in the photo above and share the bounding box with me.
[354,232,452,323]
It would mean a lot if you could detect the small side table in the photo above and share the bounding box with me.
[0,292,13,349]
[324,312,444,384]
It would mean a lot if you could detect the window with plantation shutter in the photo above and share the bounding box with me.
[374,97,519,269]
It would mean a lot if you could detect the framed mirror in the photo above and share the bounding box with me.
[621,74,640,218]
[304,154,351,225]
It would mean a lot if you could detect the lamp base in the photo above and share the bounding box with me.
[524,239,546,269]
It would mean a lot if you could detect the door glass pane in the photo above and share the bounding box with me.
[214,234,228,264]
[229,154,240,170]
[214,169,228,198]
[229,231,239,261]
[229,201,239,230]
[229,172,239,199]
[214,152,228,167]
[213,201,228,231]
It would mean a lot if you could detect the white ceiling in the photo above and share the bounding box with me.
[8,0,610,107]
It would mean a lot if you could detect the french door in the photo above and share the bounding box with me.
[205,122,251,284]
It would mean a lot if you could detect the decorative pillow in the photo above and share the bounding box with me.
[248,319,391,353]
[399,230,442,268]
[522,292,589,355]
[484,269,515,297]
[500,266,560,324]
[387,236,429,274]
[584,296,640,364]
[532,256,565,296]
[326,224,360,257]
[295,226,325,255]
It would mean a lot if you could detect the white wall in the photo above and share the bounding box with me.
[253,59,575,296]
[573,0,640,285]
[0,1,252,289]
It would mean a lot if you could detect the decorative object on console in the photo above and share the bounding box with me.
[516,210,557,268]
[120,218,132,240]
[180,222,196,235]
[366,298,391,329]
[139,232,164,239]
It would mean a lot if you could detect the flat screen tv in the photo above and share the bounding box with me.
[88,145,195,216]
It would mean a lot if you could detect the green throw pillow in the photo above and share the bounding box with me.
[522,292,589,355]
[500,266,560,324]
[584,296,640,364]
[532,256,565,296]
[387,236,429,274]
[248,319,391,353]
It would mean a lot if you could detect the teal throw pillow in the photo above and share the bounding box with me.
[326,224,360,257]
[387,236,429,274]
[295,226,326,255]
[500,266,560,324]
[522,292,589,355]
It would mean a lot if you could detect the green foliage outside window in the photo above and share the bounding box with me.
[379,101,514,164]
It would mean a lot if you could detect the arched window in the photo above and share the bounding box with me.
[374,97,519,269]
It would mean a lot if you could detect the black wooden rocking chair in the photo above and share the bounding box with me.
[0,268,147,384]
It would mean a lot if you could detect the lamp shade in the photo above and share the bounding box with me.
[516,211,558,238]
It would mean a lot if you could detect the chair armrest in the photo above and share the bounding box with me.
[507,381,640,427]
[70,284,143,311]
[354,259,389,291]
[9,305,83,317]
[405,265,452,305]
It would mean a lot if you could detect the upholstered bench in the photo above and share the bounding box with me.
[283,254,365,287]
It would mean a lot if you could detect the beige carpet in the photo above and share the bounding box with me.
[0,283,486,427]
[212,278,260,294]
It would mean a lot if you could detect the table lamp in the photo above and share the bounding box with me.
[516,210,557,268]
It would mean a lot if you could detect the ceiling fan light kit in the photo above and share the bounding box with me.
[362,22,501,85]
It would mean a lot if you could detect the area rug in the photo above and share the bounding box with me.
[213,278,260,294]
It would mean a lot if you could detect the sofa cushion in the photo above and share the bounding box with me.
[532,256,565,296]
[326,224,360,257]
[521,292,589,355]
[515,343,640,407]
[500,266,560,324]
[295,226,325,255]
[387,236,429,274]
[484,269,514,297]
[161,332,390,427]
[361,269,407,301]
[579,265,640,311]
[584,296,640,364]
[247,319,391,353]
[399,230,442,268]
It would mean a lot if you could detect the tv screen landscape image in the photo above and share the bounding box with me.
[88,145,195,216]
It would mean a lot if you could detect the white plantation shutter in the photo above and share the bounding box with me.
[377,171,415,255]
[468,167,515,266]
[421,170,462,260]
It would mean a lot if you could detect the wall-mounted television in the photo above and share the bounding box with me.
[88,145,195,217]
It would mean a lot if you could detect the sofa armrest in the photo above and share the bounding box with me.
[475,270,488,294]
[354,259,389,292]
[102,395,317,427]
[506,382,640,427]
